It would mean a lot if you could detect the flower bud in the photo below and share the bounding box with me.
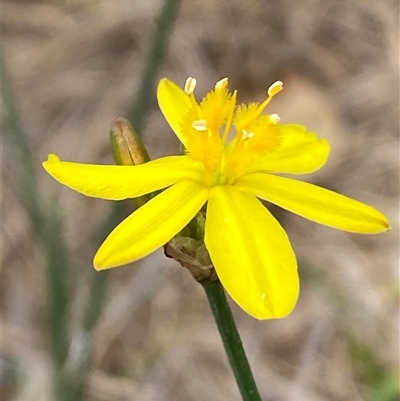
[110,118,150,206]
[110,117,150,166]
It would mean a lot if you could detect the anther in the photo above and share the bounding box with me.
[192,119,208,131]
[184,77,197,95]
[269,113,281,125]
[242,129,254,140]
[267,81,283,97]
[215,77,228,90]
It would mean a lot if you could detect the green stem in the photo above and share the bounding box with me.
[127,0,181,133]
[201,280,263,401]
[2,54,70,398]
[64,271,109,401]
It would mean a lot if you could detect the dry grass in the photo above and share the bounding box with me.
[2,0,399,400]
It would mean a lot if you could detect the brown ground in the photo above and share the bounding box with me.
[2,0,399,400]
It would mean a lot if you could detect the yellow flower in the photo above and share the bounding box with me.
[43,77,390,320]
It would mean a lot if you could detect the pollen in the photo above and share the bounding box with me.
[267,81,283,97]
[192,119,208,131]
[242,130,254,140]
[215,77,229,90]
[184,77,197,95]
[269,113,281,125]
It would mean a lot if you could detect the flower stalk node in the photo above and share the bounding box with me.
[164,237,217,282]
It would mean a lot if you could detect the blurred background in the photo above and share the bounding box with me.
[2,0,399,400]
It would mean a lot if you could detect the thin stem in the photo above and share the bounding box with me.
[127,0,181,133]
[2,55,70,397]
[201,280,263,401]
[63,271,109,401]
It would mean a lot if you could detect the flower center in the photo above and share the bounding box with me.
[182,78,283,186]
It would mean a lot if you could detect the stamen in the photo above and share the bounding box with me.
[236,82,284,131]
[215,77,228,91]
[192,119,208,131]
[222,90,237,144]
[184,77,197,95]
[269,113,280,125]
[267,81,283,97]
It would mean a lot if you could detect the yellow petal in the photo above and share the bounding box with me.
[236,173,390,234]
[157,78,191,147]
[205,186,298,319]
[94,180,209,270]
[43,154,203,200]
[245,124,330,175]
